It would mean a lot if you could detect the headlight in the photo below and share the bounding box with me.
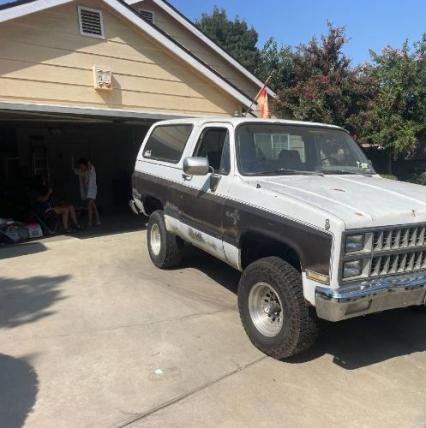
[345,234,364,253]
[342,260,362,278]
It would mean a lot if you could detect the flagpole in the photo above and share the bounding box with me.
[244,74,273,117]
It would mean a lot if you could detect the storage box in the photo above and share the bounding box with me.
[26,223,43,238]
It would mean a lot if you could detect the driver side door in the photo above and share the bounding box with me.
[178,124,233,262]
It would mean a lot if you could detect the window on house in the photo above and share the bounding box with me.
[253,133,306,162]
[143,125,193,163]
[78,6,104,38]
[139,9,154,24]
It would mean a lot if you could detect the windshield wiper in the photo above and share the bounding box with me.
[321,168,373,176]
[249,168,323,176]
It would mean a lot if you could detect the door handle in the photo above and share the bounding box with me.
[209,174,221,192]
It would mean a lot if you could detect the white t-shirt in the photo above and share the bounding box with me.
[75,164,98,200]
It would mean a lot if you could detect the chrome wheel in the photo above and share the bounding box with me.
[248,282,283,337]
[150,223,161,256]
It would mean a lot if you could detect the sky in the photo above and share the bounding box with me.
[0,0,424,64]
[169,0,426,64]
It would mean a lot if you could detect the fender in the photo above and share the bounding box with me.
[223,199,333,276]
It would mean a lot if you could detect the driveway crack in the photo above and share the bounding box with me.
[114,356,266,428]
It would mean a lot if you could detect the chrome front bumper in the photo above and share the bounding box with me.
[315,272,426,322]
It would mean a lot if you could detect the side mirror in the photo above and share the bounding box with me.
[183,157,209,176]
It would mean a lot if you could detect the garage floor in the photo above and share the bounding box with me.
[1,231,426,428]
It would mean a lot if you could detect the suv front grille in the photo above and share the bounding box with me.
[342,224,426,282]
[373,226,426,251]
[370,251,426,277]
[371,226,426,277]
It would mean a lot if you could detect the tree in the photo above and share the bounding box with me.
[359,35,426,164]
[196,7,260,73]
[255,38,293,91]
[195,5,426,175]
[272,23,375,133]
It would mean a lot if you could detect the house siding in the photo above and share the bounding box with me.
[133,0,261,100]
[0,0,242,116]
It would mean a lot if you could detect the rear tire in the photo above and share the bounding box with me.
[147,210,184,269]
[238,256,318,359]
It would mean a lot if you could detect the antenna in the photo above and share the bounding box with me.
[244,74,273,117]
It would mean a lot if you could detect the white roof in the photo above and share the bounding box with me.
[150,117,345,130]
[0,0,254,108]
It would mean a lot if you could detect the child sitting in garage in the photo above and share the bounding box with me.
[31,175,81,233]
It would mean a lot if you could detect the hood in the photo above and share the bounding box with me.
[255,175,426,229]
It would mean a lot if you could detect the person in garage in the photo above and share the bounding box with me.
[74,158,101,227]
[31,175,80,233]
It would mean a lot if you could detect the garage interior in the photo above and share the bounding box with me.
[0,109,154,236]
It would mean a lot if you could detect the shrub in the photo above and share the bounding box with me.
[406,172,426,186]
[380,174,398,180]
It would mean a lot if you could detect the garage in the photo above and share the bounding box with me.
[0,0,273,240]
[0,107,155,229]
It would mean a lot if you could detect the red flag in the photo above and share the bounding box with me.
[245,74,272,118]
[257,85,269,119]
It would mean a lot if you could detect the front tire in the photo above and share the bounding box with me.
[147,210,184,269]
[238,257,318,359]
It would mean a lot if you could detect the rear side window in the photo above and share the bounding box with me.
[143,124,193,163]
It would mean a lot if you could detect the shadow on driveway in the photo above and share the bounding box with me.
[71,212,146,240]
[0,274,70,329]
[287,308,426,369]
[0,212,146,255]
[55,211,147,241]
[181,246,240,294]
[181,247,426,370]
[0,242,48,260]
[0,354,38,428]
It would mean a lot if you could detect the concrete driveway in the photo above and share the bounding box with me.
[1,229,426,428]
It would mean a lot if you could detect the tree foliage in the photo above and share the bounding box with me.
[358,36,426,156]
[259,25,426,158]
[196,7,426,161]
[256,25,374,133]
[255,38,293,90]
[196,7,259,73]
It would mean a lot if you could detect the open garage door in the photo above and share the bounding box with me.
[0,108,158,234]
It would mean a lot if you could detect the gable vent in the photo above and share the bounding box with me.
[78,6,104,38]
[139,9,154,24]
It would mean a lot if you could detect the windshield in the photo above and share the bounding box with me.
[236,123,375,176]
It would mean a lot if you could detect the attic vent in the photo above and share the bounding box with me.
[78,6,104,38]
[139,9,154,24]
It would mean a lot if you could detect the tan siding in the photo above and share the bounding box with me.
[0,43,184,83]
[136,0,260,99]
[0,78,237,114]
[0,59,212,98]
[0,0,242,116]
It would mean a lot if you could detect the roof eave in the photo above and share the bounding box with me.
[0,0,73,21]
[126,0,277,98]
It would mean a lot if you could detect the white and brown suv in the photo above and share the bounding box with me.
[131,118,426,359]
